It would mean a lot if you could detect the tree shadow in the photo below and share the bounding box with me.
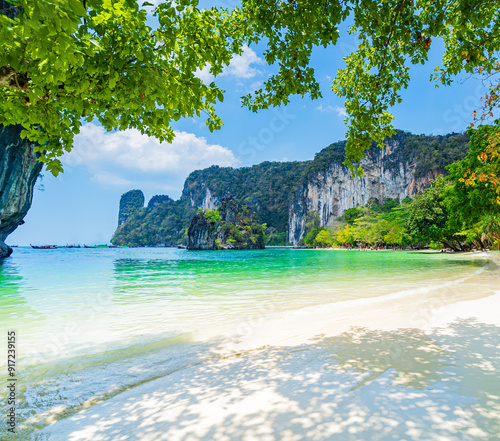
[34,320,500,441]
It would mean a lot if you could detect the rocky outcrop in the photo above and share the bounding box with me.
[0,124,42,258]
[118,190,145,226]
[287,138,443,245]
[0,7,41,258]
[112,130,469,247]
[180,162,307,234]
[187,197,266,250]
[187,213,217,250]
[218,197,240,225]
[200,187,221,211]
[147,195,172,210]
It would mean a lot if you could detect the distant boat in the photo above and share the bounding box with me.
[177,245,187,249]
[65,244,81,248]
[83,244,116,248]
[30,245,57,249]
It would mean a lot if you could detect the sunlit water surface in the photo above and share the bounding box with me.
[0,247,497,439]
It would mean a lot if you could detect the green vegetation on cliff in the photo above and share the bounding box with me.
[112,130,471,247]
[113,160,308,246]
[118,190,145,226]
[302,123,500,251]
[184,160,308,233]
[302,131,469,180]
[188,198,267,250]
[112,194,194,247]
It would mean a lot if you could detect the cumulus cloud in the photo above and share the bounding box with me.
[316,104,348,118]
[65,123,236,172]
[194,45,264,84]
[223,45,263,79]
[63,124,237,190]
[194,65,215,84]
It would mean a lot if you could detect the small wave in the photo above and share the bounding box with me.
[275,266,488,319]
[13,337,210,439]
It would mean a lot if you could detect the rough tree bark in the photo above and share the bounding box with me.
[0,125,42,258]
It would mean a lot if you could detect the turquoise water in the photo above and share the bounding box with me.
[0,247,492,437]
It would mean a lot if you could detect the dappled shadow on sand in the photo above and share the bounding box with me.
[36,319,500,441]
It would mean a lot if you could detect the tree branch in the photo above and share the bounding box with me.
[0,5,16,13]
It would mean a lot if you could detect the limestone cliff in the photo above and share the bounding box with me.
[112,130,469,247]
[187,213,217,250]
[0,124,42,257]
[180,161,306,233]
[117,190,145,226]
[187,197,266,250]
[288,133,447,244]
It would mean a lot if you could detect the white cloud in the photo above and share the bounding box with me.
[316,104,333,113]
[91,172,132,187]
[194,65,215,84]
[250,81,262,90]
[223,44,263,79]
[194,45,264,85]
[334,106,348,117]
[316,104,348,118]
[63,124,237,190]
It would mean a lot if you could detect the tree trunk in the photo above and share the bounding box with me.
[0,124,42,258]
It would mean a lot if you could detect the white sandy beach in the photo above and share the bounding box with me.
[34,253,500,441]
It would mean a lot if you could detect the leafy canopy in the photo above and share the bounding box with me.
[2,0,499,175]
[0,0,244,174]
[240,0,500,174]
[444,120,500,248]
[451,122,500,208]
[401,122,500,250]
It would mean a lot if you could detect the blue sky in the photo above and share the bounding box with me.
[8,7,497,246]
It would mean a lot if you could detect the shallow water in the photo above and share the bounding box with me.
[0,247,495,438]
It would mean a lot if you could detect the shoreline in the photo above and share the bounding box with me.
[220,252,498,351]
[35,252,500,441]
[296,246,496,254]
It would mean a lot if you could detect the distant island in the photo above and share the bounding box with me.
[112,130,469,248]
